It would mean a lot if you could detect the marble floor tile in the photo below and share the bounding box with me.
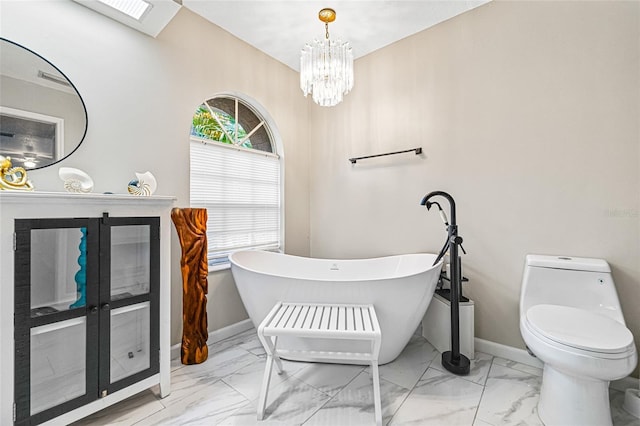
[473,418,495,426]
[389,367,484,425]
[371,335,439,390]
[293,362,365,396]
[475,363,543,426]
[492,356,542,377]
[222,357,309,401]
[430,351,494,386]
[210,328,263,355]
[71,390,163,426]
[159,346,260,407]
[238,334,267,357]
[219,377,332,425]
[135,380,248,426]
[611,389,640,426]
[305,370,410,426]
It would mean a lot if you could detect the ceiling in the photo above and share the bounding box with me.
[181,1,491,71]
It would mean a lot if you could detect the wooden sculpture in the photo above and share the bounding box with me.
[171,208,209,364]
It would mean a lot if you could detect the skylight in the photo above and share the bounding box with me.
[96,0,152,21]
[71,0,180,37]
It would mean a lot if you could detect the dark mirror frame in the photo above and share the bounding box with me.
[0,37,88,170]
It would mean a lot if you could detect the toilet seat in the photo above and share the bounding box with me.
[525,304,634,356]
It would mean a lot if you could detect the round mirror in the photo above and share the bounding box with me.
[0,38,88,170]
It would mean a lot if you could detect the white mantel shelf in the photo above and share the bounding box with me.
[0,191,177,204]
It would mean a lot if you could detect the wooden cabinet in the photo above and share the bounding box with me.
[0,193,174,425]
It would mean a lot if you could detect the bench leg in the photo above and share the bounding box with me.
[259,334,284,374]
[257,335,282,420]
[371,360,382,426]
[257,351,275,420]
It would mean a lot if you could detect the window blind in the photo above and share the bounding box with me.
[190,140,281,266]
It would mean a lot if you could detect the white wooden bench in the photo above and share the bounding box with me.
[257,302,382,425]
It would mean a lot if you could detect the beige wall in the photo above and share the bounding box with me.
[0,3,310,345]
[309,0,640,369]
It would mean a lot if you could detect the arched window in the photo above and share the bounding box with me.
[190,93,283,269]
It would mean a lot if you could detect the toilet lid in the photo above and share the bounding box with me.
[526,304,634,354]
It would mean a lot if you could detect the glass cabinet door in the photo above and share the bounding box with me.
[100,216,159,395]
[14,218,99,426]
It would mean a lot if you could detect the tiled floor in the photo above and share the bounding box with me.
[75,329,640,426]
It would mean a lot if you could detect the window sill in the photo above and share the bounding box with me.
[208,262,231,273]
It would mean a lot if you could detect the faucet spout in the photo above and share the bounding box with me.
[420,190,456,226]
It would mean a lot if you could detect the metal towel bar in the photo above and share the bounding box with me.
[349,147,422,164]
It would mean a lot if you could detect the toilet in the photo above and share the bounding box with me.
[519,254,637,426]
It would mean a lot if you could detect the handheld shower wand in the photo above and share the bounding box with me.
[421,190,470,376]
[425,200,449,226]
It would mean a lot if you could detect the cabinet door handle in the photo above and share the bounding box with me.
[89,306,98,314]
[101,303,111,311]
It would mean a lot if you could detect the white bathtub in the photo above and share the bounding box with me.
[229,250,442,364]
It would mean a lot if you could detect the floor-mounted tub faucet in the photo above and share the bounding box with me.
[421,190,470,375]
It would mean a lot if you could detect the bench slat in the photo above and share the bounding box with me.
[346,306,355,331]
[294,305,310,329]
[312,305,324,330]
[329,306,338,331]
[321,306,331,330]
[362,307,373,332]
[355,307,364,331]
[280,304,296,328]
[270,304,289,328]
[286,305,303,328]
[303,305,316,329]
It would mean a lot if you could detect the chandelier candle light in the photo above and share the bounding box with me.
[300,8,354,107]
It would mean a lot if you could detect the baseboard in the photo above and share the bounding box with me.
[475,338,640,388]
[611,375,640,393]
[170,318,254,360]
[474,337,543,369]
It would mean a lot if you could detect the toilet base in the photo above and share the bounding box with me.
[538,365,612,426]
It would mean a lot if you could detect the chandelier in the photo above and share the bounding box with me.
[300,8,354,107]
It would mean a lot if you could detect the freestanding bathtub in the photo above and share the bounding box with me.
[229,250,442,364]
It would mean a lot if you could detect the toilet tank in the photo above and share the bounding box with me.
[519,255,625,324]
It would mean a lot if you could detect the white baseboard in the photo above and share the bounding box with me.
[474,337,543,369]
[170,319,254,360]
[611,375,640,393]
[475,337,639,389]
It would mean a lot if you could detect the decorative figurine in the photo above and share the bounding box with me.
[0,155,34,191]
[128,171,157,196]
[59,167,94,193]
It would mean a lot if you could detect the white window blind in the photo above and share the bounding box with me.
[190,140,281,267]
